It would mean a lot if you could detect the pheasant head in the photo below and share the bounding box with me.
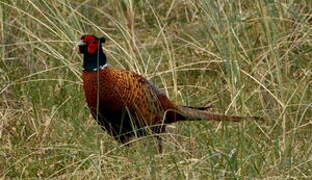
[78,35,107,72]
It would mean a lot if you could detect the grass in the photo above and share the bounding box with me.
[0,0,311,179]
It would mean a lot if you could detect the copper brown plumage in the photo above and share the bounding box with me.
[78,34,263,152]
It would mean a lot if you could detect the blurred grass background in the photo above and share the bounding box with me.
[0,0,311,179]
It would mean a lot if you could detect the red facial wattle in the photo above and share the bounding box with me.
[82,35,99,54]
[87,42,98,54]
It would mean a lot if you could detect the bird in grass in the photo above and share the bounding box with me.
[78,34,263,152]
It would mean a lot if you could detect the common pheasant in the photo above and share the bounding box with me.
[78,34,262,152]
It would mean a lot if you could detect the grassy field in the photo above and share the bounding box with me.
[0,0,311,179]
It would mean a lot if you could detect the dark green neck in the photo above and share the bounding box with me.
[83,50,107,72]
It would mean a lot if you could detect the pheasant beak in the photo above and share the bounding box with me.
[78,40,86,46]
[78,40,87,54]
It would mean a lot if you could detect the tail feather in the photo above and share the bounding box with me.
[175,106,263,122]
[181,105,212,111]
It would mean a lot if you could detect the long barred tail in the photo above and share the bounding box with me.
[181,105,212,111]
[175,106,264,122]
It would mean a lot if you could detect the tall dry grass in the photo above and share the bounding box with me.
[0,0,311,178]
